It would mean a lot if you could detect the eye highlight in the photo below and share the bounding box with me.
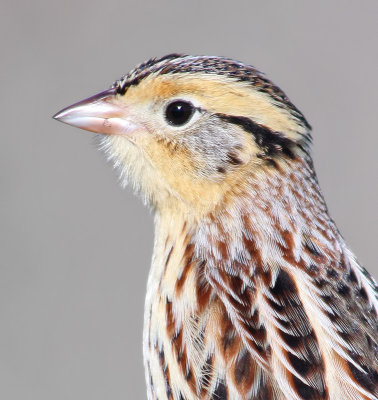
[165,100,194,126]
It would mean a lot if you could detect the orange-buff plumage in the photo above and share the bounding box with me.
[54,55,378,400]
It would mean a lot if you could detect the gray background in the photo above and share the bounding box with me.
[1,1,377,399]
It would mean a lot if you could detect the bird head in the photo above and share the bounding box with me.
[54,54,311,215]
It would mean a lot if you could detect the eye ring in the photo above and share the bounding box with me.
[165,100,195,126]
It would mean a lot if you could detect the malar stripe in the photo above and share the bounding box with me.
[216,113,297,159]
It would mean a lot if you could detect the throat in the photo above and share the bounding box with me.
[147,210,198,304]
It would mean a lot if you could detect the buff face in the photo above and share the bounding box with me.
[54,54,377,400]
[55,56,309,212]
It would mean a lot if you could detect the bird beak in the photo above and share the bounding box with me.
[53,88,139,135]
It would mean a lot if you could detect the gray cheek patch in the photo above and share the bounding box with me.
[180,116,246,180]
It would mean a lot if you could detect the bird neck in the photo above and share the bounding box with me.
[152,156,340,277]
[149,156,343,303]
[145,155,343,330]
[143,157,347,399]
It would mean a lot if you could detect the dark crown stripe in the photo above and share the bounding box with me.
[112,54,312,132]
[114,54,184,95]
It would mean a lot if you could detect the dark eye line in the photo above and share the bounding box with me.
[216,113,300,159]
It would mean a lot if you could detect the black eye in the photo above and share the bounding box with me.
[165,101,194,126]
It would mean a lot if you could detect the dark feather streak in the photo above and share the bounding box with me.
[217,114,297,159]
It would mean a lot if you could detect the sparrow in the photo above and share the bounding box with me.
[54,54,378,400]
